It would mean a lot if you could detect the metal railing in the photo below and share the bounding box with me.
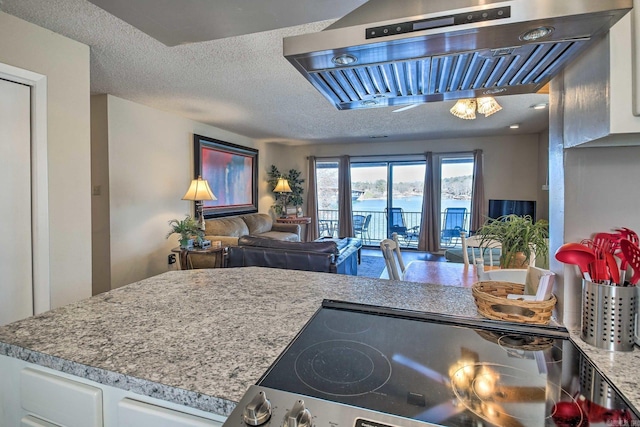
[318,209,470,249]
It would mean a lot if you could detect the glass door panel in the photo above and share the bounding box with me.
[389,164,424,247]
[440,157,473,248]
[316,161,339,237]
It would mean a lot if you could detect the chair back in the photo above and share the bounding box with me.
[460,232,502,267]
[385,207,409,237]
[441,207,467,238]
[380,234,406,280]
[353,214,365,231]
[362,214,372,230]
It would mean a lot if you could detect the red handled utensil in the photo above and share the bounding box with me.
[620,239,640,285]
[581,239,610,283]
[593,232,623,284]
[555,243,596,282]
[616,229,639,284]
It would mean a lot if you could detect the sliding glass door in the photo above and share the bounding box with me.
[351,161,425,247]
[314,156,474,249]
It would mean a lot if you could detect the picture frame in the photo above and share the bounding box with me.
[193,134,258,218]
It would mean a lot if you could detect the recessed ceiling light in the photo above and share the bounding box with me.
[509,124,520,129]
[332,54,357,66]
[531,103,548,110]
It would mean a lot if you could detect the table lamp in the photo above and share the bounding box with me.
[273,177,292,217]
[182,176,216,231]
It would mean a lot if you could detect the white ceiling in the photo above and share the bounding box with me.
[0,0,550,146]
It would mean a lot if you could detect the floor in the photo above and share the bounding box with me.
[361,247,447,263]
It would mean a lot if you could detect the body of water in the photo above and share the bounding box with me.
[352,196,470,213]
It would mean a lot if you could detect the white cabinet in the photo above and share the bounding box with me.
[562,4,640,147]
[118,399,220,427]
[1,355,227,427]
[20,368,103,427]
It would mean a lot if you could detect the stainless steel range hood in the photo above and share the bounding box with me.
[283,0,632,110]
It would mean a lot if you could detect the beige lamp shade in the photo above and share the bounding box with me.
[182,176,216,201]
[274,177,292,193]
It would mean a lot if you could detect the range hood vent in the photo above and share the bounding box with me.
[283,0,632,110]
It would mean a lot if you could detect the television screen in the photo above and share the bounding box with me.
[488,199,536,222]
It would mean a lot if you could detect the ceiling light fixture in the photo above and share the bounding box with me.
[510,124,520,129]
[476,97,503,117]
[450,97,502,120]
[450,99,477,120]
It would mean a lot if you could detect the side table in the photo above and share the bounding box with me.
[171,246,226,270]
[276,216,311,241]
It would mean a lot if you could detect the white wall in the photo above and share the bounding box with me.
[0,12,92,308]
[560,144,640,327]
[97,95,265,289]
[278,134,546,220]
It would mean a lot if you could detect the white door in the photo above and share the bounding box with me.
[0,78,33,325]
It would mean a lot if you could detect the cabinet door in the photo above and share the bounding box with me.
[21,415,62,427]
[118,398,221,427]
[20,368,103,427]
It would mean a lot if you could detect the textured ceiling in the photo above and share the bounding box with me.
[0,0,549,146]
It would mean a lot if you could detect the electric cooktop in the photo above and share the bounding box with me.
[224,300,639,427]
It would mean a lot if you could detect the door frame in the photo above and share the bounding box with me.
[0,62,50,315]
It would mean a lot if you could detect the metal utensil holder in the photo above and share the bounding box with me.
[581,280,637,351]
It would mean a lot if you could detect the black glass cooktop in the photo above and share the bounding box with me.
[259,301,639,427]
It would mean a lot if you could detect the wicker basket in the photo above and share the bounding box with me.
[472,281,556,325]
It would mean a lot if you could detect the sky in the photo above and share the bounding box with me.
[351,162,473,182]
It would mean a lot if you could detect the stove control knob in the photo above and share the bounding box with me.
[242,391,272,426]
[283,400,312,427]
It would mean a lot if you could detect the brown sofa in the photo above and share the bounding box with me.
[187,213,300,269]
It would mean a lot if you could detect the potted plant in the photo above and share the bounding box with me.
[476,214,549,269]
[166,215,203,249]
[267,165,305,216]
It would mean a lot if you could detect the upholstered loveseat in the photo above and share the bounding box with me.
[203,213,300,247]
[186,213,300,269]
[227,235,360,275]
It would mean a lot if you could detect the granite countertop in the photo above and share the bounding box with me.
[0,267,638,418]
[0,267,480,417]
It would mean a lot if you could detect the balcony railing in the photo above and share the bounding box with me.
[318,209,469,249]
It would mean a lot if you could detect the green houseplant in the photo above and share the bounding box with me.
[267,165,304,216]
[166,215,203,249]
[476,214,549,268]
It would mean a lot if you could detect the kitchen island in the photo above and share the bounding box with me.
[1,267,639,424]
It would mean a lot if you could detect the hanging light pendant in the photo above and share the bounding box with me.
[450,97,502,119]
[450,99,477,120]
[476,96,503,117]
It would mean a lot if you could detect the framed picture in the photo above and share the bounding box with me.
[193,134,258,218]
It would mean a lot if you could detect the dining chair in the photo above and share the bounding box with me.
[380,233,406,280]
[460,232,502,268]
